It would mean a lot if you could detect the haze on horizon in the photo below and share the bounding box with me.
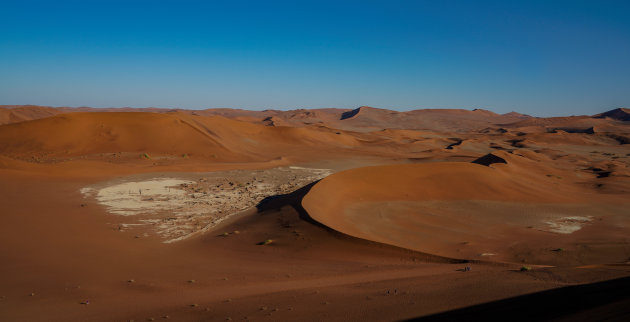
[1,0,629,117]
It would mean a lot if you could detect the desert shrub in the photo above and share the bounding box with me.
[258,239,273,245]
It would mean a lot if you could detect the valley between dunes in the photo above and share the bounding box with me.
[1,105,629,321]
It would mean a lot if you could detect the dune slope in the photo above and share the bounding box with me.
[302,159,630,263]
[0,105,61,125]
[0,111,366,165]
[0,112,243,160]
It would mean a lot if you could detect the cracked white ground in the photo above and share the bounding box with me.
[81,166,332,243]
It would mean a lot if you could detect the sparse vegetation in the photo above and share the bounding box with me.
[141,153,151,159]
[258,239,274,245]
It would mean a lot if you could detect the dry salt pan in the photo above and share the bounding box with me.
[545,216,593,234]
[82,179,194,216]
[80,167,332,243]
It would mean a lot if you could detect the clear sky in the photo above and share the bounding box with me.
[1,0,629,116]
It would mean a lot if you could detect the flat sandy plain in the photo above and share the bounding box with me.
[1,105,629,321]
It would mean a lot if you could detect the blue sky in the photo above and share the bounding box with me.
[1,0,629,116]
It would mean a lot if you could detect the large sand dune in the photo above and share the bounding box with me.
[303,153,630,264]
[0,111,365,165]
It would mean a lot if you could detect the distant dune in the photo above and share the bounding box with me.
[0,112,234,160]
[0,111,365,165]
[0,105,61,125]
[594,107,630,121]
[332,106,532,132]
[501,114,628,133]
[2,105,628,134]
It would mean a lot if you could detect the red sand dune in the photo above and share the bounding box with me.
[303,152,630,263]
[0,112,237,160]
[0,111,366,165]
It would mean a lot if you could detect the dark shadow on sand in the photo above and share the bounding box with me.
[472,153,507,166]
[405,275,630,321]
[255,180,327,228]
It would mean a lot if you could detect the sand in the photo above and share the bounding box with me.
[1,106,629,321]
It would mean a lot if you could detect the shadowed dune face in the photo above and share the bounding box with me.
[302,161,630,263]
[408,276,630,321]
[472,153,507,166]
[594,107,630,121]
